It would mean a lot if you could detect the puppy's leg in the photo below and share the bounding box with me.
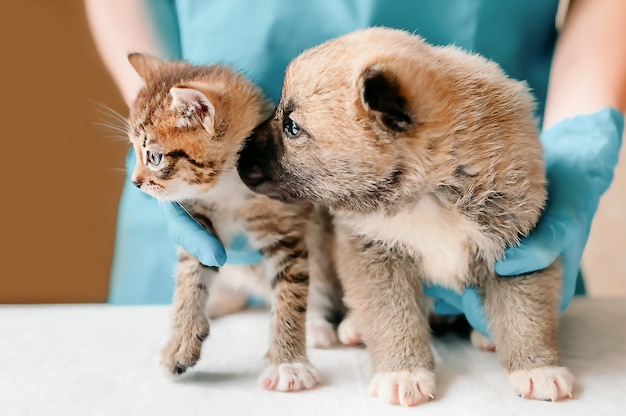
[481,260,574,401]
[338,234,435,406]
[162,249,214,376]
[259,235,319,391]
[306,206,346,348]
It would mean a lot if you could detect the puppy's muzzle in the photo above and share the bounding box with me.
[237,123,287,200]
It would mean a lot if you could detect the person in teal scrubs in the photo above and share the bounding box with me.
[86,0,626,335]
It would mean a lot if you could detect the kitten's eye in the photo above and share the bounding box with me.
[283,117,302,139]
[147,150,163,167]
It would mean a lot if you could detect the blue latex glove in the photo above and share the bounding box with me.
[425,107,624,336]
[161,202,263,267]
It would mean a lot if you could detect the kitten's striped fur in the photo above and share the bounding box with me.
[126,54,337,391]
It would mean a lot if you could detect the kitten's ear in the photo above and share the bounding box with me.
[359,64,412,132]
[169,87,215,131]
[128,53,164,80]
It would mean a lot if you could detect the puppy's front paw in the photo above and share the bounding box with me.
[161,321,209,377]
[507,366,574,401]
[337,314,362,346]
[259,362,320,392]
[369,370,436,407]
[307,320,338,348]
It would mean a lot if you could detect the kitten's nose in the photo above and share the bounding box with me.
[132,174,145,188]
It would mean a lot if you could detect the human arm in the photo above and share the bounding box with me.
[494,0,626,304]
[542,0,626,128]
[85,0,181,106]
[85,0,242,267]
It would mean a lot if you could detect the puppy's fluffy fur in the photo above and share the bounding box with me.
[238,27,573,405]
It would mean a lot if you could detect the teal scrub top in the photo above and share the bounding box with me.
[109,0,562,304]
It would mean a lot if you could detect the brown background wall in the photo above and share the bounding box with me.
[0,0,126,303]
[1,0,624,303]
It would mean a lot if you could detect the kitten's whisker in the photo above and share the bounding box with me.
[101,136,128,143]
[155,195,166,211]
[91,101,130,127]
[90,102,132,143]
[111,167,128,175]
[160,190,206,231]
[94,122,129,135]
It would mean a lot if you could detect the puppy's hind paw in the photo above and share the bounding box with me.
[507,366,574,401]
[259,362,320,392]
[369,370,436,407]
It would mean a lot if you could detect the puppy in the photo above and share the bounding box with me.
[237,27,573,405]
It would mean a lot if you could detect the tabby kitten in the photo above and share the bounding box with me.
[126,53,323,391]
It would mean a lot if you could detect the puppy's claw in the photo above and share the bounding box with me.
[507,366,574,401]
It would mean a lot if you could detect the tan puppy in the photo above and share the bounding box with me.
[237,27,573,405]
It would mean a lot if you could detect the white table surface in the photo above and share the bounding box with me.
[1,298,625,416]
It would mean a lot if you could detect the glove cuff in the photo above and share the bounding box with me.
[540,107,624,197]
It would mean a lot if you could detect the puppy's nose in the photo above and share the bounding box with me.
[237,134,271,188]
[242,164,266,186]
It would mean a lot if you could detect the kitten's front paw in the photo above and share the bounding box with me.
[306,320,338,348]
[337,314,362,346]
[507,366,574,401]
[259,362,320,392]
[161,321,209,377]
[369,370,436,407]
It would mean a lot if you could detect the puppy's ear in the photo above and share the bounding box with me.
[359,65,412,132]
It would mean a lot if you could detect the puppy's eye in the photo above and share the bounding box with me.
[147,150,163,167]
[283,117,302,139]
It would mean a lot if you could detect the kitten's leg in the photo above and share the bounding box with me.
[161,249,215,376]
[259,234,320,392]
[306,206,346,348]
[306,287,340,348]
[337,233,435,406]
[205,285,248,319]
[206,264,259,319]
[481,259,574,401]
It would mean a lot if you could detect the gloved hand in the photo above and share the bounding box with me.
[425,107,624,336]
[161,199,263,267]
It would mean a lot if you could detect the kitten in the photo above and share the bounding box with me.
[126,53,334,390]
